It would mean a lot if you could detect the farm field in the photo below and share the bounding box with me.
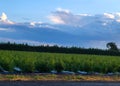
[0,50,120,74]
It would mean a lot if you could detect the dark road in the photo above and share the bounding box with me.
[0,81,120,86]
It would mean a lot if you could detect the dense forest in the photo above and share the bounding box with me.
[0,42,120,56]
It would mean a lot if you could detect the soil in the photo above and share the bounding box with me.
[0,81,120,86]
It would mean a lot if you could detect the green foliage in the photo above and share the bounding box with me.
[55,59,65,72]
[0,42,120,56]
[107,42,119,52]
[0,50,120,73]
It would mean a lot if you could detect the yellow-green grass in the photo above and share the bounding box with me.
[0,74,120,81]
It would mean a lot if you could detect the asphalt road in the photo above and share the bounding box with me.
[0,81,120,86]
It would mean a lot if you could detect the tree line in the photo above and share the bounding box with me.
[0,42,120,56]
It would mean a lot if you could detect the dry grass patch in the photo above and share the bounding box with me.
[0,74,120,81]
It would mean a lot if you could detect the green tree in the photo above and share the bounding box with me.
[106,42,119,52]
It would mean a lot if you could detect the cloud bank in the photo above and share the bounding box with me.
[1,10,120,49]
[49,8,120,27]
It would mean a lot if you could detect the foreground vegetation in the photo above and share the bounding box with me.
[0,50,120,73]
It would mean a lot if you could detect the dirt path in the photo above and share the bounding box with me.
[0,81,120,86]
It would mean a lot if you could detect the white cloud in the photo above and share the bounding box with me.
[78,14,91,16]
[48,9,120,27]
[48,8,99,27]
[48,8,72,25]
[56,8,70,14]
[30,22,36,26]
[116,12,120,16]
[103,13,115,19]
[49,8,83,26]
[0,27,15,32]
[49,16,65,24]
[30,22,43,26]
[0,12,14,24]
[1,12,7,21]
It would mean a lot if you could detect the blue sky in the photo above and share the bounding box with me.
[1,0,120,48]
[0,0,120,22]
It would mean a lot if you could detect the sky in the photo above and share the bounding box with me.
[1,0,120,48]
[1,0,120,23]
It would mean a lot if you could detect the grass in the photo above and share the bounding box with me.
[0,74,120,81]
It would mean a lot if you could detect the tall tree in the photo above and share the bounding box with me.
[106,42,119,52]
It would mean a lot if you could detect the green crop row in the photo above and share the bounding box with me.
[0,50,120,73]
